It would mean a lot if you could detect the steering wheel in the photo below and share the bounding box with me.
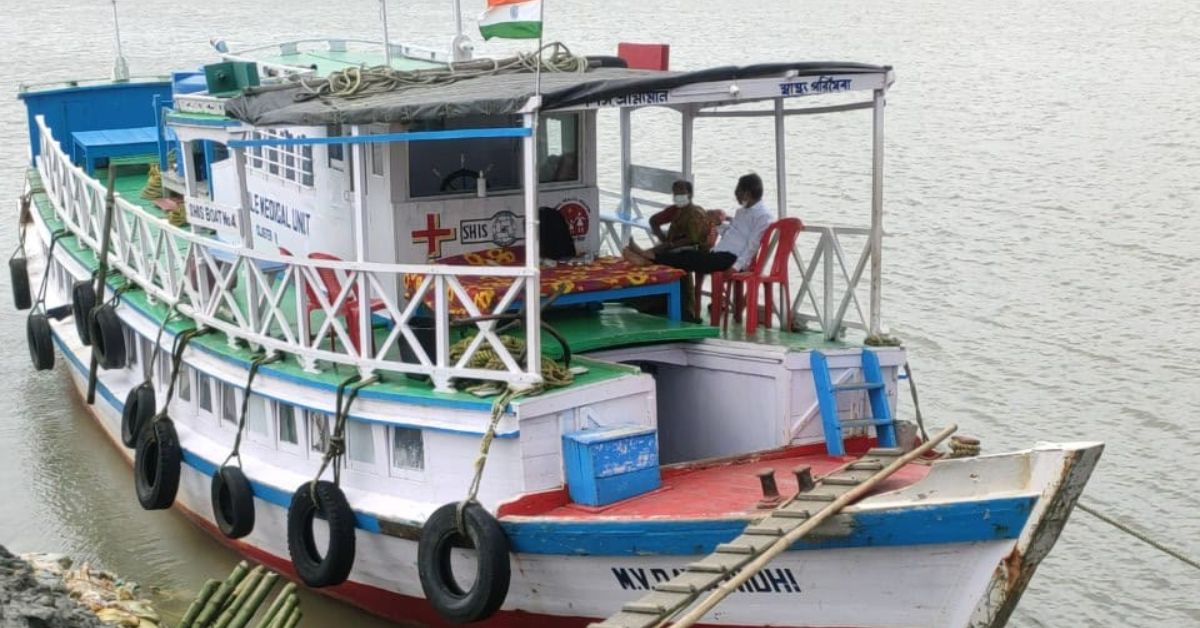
[439,167,481,192]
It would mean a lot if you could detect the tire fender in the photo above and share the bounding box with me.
[212,465,256,540]
[287,481,356,588]
[121,382,155,448]
[27,312,54,371]
[10,257,31,311]
[134,418,182,510]
[418,501,511,624]
[71,280,96,345]
[90,303,126,370]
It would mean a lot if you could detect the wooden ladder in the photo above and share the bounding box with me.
[589,425,956,628]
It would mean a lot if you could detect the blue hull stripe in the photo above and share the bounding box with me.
[52,330,1036,558]
[503,495,1037,556]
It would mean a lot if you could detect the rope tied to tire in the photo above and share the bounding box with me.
[286,373,378,588]
[25,230,73,370]
[222,351,283,469]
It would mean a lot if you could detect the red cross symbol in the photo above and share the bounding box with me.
[412,213,457,259]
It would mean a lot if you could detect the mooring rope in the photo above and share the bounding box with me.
[222,352,282,469]
[1076,502,1200,571]
[29,229,71,313]
[296,41,588,102]
[309,374,379,500]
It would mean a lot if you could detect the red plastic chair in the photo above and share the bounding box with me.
[307,252,387,355]
[711,218,804,334]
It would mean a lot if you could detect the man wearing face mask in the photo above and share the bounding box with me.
[622,180,712,263]
[624,173,771,275]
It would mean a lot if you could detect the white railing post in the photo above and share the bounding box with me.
[822,230,835,340]
[231,147,260,348]
[869,88,886,338]
[432,274,452,391]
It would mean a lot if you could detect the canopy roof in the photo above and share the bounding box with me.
[224,61,890,127]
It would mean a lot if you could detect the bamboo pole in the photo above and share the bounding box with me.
[179,579,220,628]
[281,608,302,628]
[254,583,296,628]
[265,593,298,628]
[215,566,265,628]
[229,571,278,628]
[195,562,250,627]
[667,425,958,628]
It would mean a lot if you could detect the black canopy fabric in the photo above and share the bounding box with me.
[224,62,888,127]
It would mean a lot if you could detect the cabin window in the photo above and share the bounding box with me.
[158,348,173,389]
[221,384,238,424]
[247,129,314,188]
[308,411,330,454]
[327,124,344,167]
[140,338,154,380]
[407,116,522,198]
[178,366,191,402]
[246,394,269,436]
[538,113,580,184]
[370,142,385,177]
[391,427,424,471]
[276,403,299,446]
[198,374,214,413]
[347,421,377,465]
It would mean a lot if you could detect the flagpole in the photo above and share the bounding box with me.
[534,0,545,99]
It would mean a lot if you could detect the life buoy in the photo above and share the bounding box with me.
[286,481,356,588]
[418,501,511,624]
[26,312,54,371]
[212,465,255,539]
[71,280,96,345]
[134,418,181,510]
[89,303,126,370]
[121,383,155,448]
[10,257,31,311]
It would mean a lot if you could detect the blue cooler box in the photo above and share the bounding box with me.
[562,425,661,506]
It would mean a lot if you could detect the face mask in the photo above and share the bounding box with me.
[673,195,689,208]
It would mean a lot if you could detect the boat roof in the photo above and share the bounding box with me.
[224,61,889,127]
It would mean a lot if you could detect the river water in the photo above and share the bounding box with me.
[1,0,1197,626]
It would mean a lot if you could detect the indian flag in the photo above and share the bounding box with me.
[479,0,543,40]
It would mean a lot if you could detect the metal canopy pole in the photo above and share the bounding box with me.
[774,98,787,218]
[681,105,694,181]
[618,108,632,244]
[380,0,394,68]
[351,126,373,367]
[868,88,886,338]
[522,110,542,380]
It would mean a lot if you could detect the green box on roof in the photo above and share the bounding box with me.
[203,61,259,97]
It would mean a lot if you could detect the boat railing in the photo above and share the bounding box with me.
[34,116,542,391]
[596,203,872,340]
[211,37,451,76]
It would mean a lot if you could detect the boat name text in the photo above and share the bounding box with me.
[611,567,802,594]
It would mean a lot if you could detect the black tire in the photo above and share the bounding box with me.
[418,502,511,624]
[287,481,357,588]
[89,303,126,370]
[121,382,155,448]
[71,280,96,345]
[26,313,54,371]
[212,465,256,539]
[10,257,31,311]
[134,418,181,510]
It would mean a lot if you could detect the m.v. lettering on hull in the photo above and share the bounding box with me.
[611,567,802,594]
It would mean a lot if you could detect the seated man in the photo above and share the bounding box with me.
[624,173,771,276]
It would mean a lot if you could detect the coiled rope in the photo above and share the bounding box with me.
[296,41,588,102]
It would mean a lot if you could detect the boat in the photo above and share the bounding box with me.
[9,7,1102,627]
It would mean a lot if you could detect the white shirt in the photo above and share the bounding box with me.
[713,200,772,271]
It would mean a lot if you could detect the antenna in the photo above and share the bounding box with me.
[110,0,129,81]
[380,0,394,68]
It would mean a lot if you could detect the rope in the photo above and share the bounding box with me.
[140,163,163,200]
[902,362,931,442]
[29,229,71,313]
[154,328,215,419]
[1075,502,1200,571]
[9,191,32,261]
[296,42,588,102]
[143,307,180,385]
[222,352,282,468]
[309,374,379,500]
[448,334,574,390]
[947,435,981,458]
